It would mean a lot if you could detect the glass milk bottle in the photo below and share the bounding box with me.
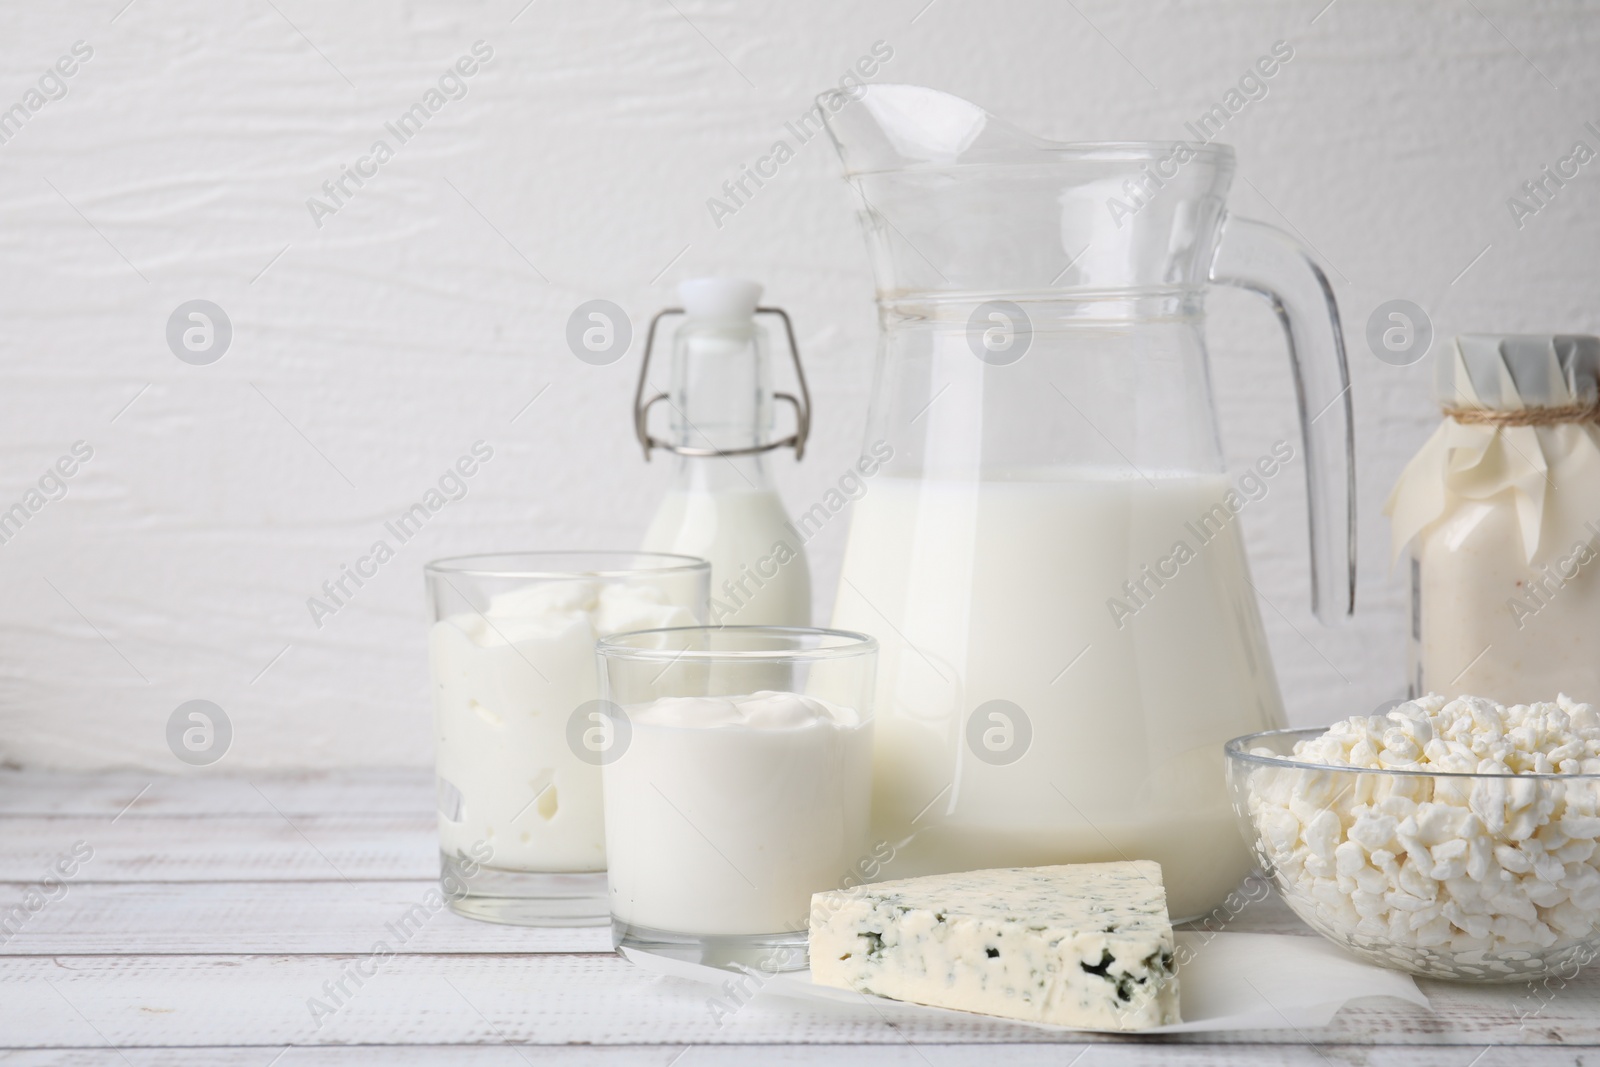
[1388,334,1600,704]
[637,278,813,626]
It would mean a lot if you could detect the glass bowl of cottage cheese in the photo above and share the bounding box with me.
[1226,694,1600,981]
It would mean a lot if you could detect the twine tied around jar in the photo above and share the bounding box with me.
[1442,397,1600,427]
[1391,337,1600,567]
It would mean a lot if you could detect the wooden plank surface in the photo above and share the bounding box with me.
[0,881,609,955]
[0,815,438,882]
[0,953,1434,1048]
[0,1048,1589,1066]
[2,769,1594,1061]
[0,770,432,819]
[1,950,1596,1050]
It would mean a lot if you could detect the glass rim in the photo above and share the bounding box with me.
[423,551,710,580]
[597,625,878,662]
[1226,726,1600,782]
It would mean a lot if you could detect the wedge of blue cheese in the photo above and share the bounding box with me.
[809,861,1179,1030]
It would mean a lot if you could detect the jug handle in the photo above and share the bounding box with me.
[1210,215,1355,624]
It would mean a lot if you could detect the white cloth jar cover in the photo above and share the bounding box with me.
[1385,334,1600,703]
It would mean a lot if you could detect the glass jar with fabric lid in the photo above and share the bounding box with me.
[1387,334,1600,704]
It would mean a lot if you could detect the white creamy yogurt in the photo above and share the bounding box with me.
[602,691,872,936]
[1410,503,1600,704]
[429,580,696,872]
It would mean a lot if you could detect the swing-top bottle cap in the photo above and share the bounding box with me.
[679,277,762,322]
[634,282,810,460]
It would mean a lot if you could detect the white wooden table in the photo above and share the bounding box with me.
[2,770,1596,1065]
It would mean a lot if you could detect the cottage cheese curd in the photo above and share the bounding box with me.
[1245,693,1600,977]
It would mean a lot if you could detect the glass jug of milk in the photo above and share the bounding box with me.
[637,278,813,627]
[820,85,1355,920]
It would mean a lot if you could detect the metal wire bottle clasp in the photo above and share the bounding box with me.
[632,307,811,461]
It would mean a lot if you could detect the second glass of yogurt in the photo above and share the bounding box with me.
[424,551,709,926]
[597,625,876,970]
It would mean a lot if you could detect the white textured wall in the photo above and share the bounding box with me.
[1,0,1596,769]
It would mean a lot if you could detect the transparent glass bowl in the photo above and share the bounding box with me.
[1226,727,1600,982]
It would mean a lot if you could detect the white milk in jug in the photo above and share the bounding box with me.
[830,470,1284,919]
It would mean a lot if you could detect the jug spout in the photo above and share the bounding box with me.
[819,83,1022,172]
[820,84,1236,298]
